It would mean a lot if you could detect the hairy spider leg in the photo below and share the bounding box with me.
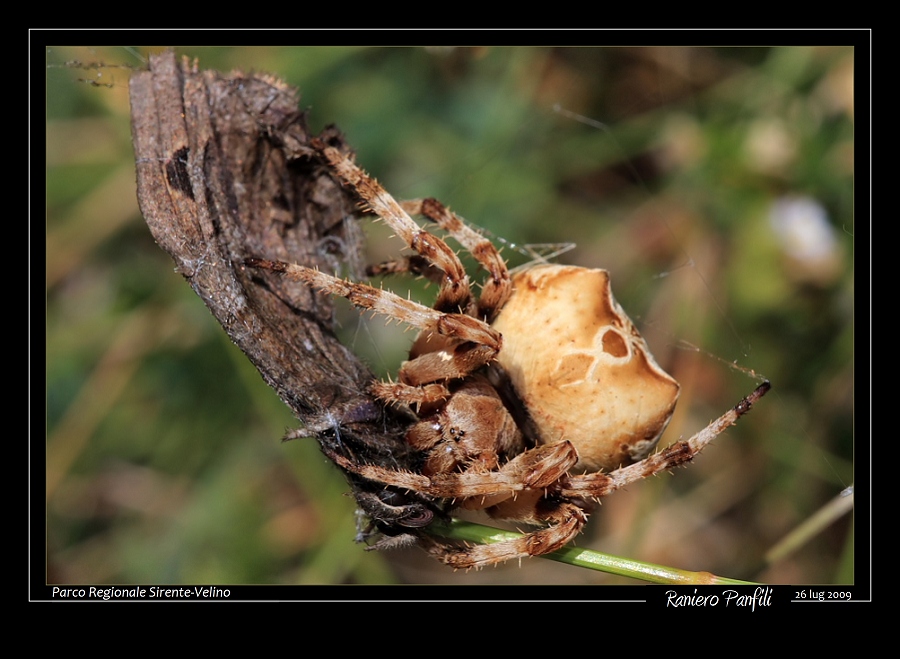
[320,438,578,502]
[423,499,589,569]
[561,381,771,500]
[245,258,500,388]
[313,140,475,316]
[400,199,512,322]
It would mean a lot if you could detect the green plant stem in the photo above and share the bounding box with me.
[765,485,854,566]
[427,518,758,585]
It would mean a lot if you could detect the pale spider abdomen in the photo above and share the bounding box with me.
[492,265,680,473]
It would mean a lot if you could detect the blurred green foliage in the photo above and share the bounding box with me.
[46,45,854,585]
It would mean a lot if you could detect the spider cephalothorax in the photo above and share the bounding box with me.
[247,138,769,569]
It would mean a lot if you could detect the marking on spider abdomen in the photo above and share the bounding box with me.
[554,325,633,388]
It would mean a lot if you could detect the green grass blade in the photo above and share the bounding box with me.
[427,518,758,585]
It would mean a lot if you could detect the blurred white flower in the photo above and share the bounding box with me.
[768,195,843,285]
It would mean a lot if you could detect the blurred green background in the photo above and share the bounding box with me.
[46,46,855,585]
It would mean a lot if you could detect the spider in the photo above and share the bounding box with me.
[247,138,770,570]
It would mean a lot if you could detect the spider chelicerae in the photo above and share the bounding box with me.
[247,138,769,570]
